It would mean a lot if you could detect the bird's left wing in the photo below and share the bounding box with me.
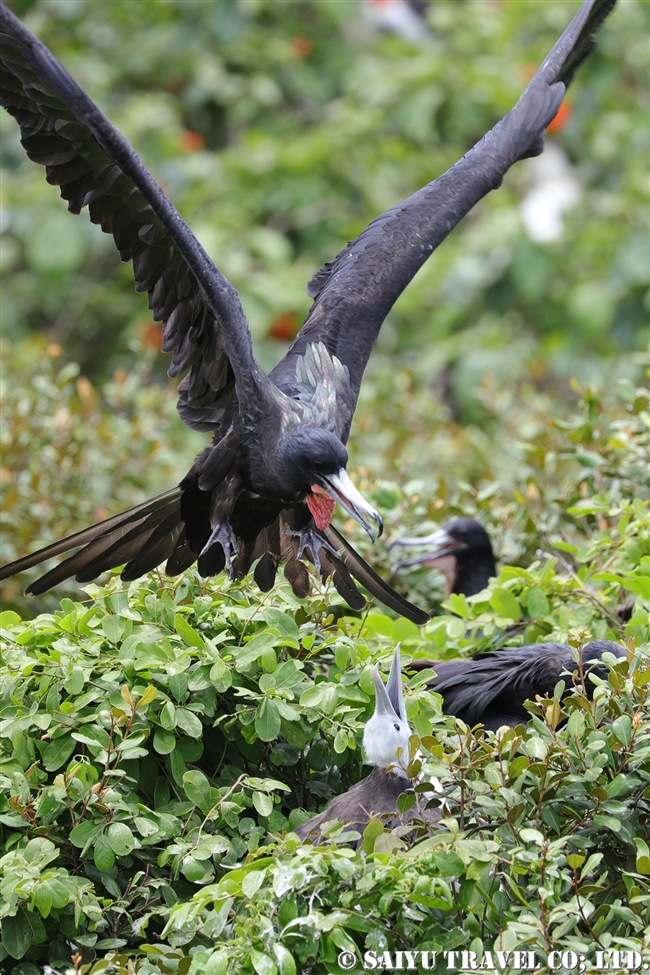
[272,0,615,439]
[0,4,266,432]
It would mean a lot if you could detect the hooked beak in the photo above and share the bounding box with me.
[372,643,405,722]
[316,468,383,542]
[388,526,465,574]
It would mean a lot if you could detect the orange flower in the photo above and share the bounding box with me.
[290,36,313,59]
[141,320,163,351]
[546,99,572,134]
[269,312,299,341]
[179,130,205,153]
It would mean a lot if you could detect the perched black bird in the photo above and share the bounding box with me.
[410,640,626,730]
[295,644,440,844]
[0,1,615,620]
[390,517,497,598]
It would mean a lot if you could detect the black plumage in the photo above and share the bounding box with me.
[0,1,615,620]
[390,517,497,598]
[410,640,626,730]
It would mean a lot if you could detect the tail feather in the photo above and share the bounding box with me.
[318,548,366,611]
[74,499,182,581]
[324,526,429,625]
[284,556,310,599]
[165,529,195,576]
[3,486,429,624]
[6,490,183,596]
[0,489,180,582]
[254,552,278,592]
[119,518,185,581]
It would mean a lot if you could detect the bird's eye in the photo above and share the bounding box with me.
[394,723,400,732]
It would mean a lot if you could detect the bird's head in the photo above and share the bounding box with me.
[280,427,382,542]
[363,643,412,777]
[389,517,495,597]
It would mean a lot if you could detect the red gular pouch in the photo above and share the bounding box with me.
[306,484,337,530]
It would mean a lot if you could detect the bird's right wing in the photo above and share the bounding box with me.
[0,4,266,433]
[272,0,615,439]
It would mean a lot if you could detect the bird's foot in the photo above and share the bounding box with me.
[200,522,239,574]
[286,526,339,577]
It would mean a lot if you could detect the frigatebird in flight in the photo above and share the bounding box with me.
[0,0,615,620]
[390,517,497,598]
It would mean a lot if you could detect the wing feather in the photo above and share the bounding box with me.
[0,3,265,431]
[272,0,615,437]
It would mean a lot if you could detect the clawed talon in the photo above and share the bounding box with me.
[201,522,239,574]
[286,527,339,578]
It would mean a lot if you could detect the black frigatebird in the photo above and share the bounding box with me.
[410,639,626,730]
[0,1,615,620]
[295,644,440,844]
[390,517,497,598]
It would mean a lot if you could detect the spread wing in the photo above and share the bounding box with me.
[271,0,615,441]
[0,2,265,434]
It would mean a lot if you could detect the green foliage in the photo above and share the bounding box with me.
[0,380,649,973]
[0,342,202,617]
[1,3,649,972]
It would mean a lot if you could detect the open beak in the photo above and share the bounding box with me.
[316,468,383,542]
[388,526,465,574]
[372,643,405,722]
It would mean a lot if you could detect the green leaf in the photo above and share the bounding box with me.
[176,708,203,738]
[611,715,632,747]
[235,631,278,671]
[252,791,274,817]
[255,697,281,742]
[333,729,348,754]
[136,685,157,708]
[42,735,76,771]
[182,855,207,882]
[32,883,53,918]
[299,684,326,707]
[250,949,278,975]
[335,645,349,670]
[527,587,550,618]
[107,822,135,856]
[272,944,297,975]
[520,828,545,846]
[490,588,520,620]
[242,869,266,898]
[636,856,650,876]
[102,615,126,644]
[362,818,384,854]
[63,665,84,695]
[169,748,186,785]
[70,820,102,850]
[153,727,177,755]
[262,609,299,640]
[184,769,212,812]
[160,701,177,730]
[2,910,33,959]
[174,613,205,649]
[204,949,229,975]
[447,593,471,618]
[0,610,21,629]
[94,832,116,872]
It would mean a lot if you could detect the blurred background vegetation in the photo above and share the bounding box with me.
[0,0,648,612]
